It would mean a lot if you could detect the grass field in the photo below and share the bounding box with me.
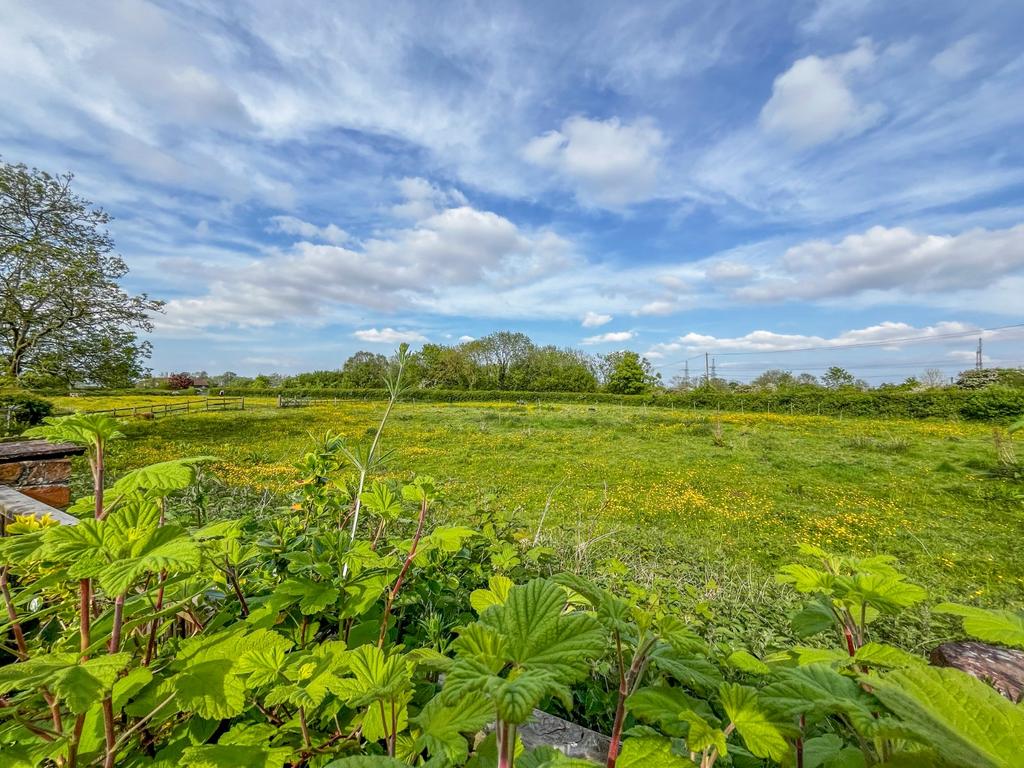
[50,395,1024,627]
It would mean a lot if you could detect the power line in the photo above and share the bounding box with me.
[663,322,1024,369]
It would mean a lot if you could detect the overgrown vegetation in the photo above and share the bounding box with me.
[2,360,1023,766]
[1,390,53,437]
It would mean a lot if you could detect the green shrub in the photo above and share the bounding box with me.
[0,390,53,435]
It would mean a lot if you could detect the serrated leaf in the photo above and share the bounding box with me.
[174,659,247,718]
[181,743,294,768]
[648,645,723,694]
[791,600,837,638]
[626,686,716,736]
[777,564,835,594]
[112,457,215,498]
[323,758,408,768]
[412,689,492,763]
[934,603,1024,649]
[470,574,515,614]
[726,650,771,675]
[851,642,925,670]
[866,666,1024,767]
[760,664,872,723]
[616,736,691,767]
[719,683,791,761]
[267,576,339,615]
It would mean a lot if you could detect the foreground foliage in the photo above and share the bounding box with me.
[2,380,1023,766]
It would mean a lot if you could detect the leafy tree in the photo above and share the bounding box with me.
[795,372,819,387]
[341,351,389,389]
[167,372,195,390]
[0,159,163,385]
[416,343,474,389]
[470,331,534,390]
[509,346,597,392]
[751,369,796,390]
[603,351,658,394]
[821,366,856,389]
[921,368,946,388]
[956,367,1024,389]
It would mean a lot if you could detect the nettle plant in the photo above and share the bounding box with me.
[1,348,1023,767]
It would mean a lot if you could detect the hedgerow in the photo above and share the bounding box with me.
[3,349,1023,767]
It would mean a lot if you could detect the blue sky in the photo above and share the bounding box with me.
[2,0,1023,382]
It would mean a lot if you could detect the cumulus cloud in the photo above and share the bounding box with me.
[760,39,882,148]
[582,330,635,344]
[635,301,677,316]
[353,327,427,343]
[523,116,666,207]
[269,216,349,245]
[736,223,1024,302]
[457,335,476,343]
[582,311,613,327]
[159,202,575,329]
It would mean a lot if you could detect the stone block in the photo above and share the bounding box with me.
[22,459,72,485]
[0,462,24,483]
[19,486,71,509]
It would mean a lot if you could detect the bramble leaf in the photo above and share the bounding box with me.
[719,683,791,761]
[865,666,1024,767]
[934,603,1024,649]
[616,736,691,767]
[470,574,515,614]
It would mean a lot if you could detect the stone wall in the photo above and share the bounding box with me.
[0,440,84,509]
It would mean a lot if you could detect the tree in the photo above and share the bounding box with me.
[921,368,946,388]
[167,372,195,390]
[795,372,819,387]
[603,351,658,394]
[0,160,163,385]
[822,366,856,389]
[341,351,389,389]
[751,369,796,390]
[471,331,534,390]
[417,343,474,389]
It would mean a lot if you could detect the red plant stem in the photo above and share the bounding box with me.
[377,496,429,647]
[79,580,91,657]
[299,707,311,749]
[796,714,806,768]
[143,572,166,666]
[606,631,627,768]
[102,593,126,768]
[842,622,857,657]
[0,565,28,659]
[226,561,249,617]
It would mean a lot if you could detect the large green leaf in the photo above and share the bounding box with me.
[626,685,716,736]
[181,743,294,768]
[760,664,873,722]
[323,758,408,768]
[934,603,1024,649]
[719,683,791,762]
[866,666,1024,767]
[616,736,691,767]
[112,457,215,498]
[412,689,492,763]
[0,652,131,714]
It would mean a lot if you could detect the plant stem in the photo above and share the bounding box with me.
[299,706,311,749]
[378,495,429,647]
[226,560,249,617]
[143,571,166,666]
[102,593,126,768]
[0,565,28,659]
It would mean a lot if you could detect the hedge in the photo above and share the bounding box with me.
[208,385,1024,421]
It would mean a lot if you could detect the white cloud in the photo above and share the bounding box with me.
[457,335,475,343]
[760,39,882,148]
[159,202,576,329]
[635,301,677,316]
[581,311,612,327]
[269,215,349,245]
[582,330,635,344]
[931,36,982,79]
[705,260,754,282]
[524,116,666,207]
[391,177,468,220]
[353,327,428,344]
[736,223,1024,302]
[646,320,980,357]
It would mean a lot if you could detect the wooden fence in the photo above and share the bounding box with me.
[84,397,245,419]
[277,395,341,408]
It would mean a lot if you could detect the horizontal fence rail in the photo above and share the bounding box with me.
[82,397,245,419]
